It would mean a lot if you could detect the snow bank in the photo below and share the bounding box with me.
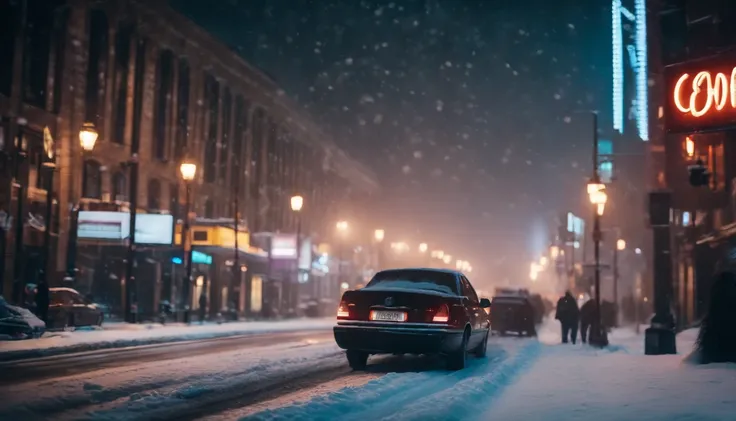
[481,326,736,421]
[0,318,334,361]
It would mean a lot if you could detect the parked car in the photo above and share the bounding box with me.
[333,268,491,371]
[490,295,537,337]
[47,287,105,330]
[0,296,45,340]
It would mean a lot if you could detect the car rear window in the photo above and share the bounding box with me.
[365,270,459,295]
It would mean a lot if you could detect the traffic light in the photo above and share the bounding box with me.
[688,159,710,187]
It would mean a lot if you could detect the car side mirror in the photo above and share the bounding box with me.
[480,298,491,308]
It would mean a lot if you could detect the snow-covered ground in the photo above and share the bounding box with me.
[242,320,736,421]
[3,317,735,421]
[0,318,334,360]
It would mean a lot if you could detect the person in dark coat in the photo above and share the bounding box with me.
[692,271,736,364]
[35,281,50,325]
[198,292,207,324]
[579,299,596,343]
[555,291,580,344]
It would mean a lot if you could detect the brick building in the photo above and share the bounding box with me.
[0,0,378,317]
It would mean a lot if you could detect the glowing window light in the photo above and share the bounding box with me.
[612,0,623,134]
[635,0,648,141]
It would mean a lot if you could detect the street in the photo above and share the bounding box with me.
[1,320,735,421]
[0,327,535,421]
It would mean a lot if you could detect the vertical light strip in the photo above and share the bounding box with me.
[612,0,624,134]
[635,0,649,141]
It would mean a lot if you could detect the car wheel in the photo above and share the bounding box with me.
[474,330,489,358]
[64,313,76,332]
[96,315,103,327]
[447,329,469,370]
[346,350,369,370]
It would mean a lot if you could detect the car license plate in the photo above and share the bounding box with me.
[370,310,407,322]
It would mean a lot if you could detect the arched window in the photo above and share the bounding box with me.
[81,160,102,199]
[111,171,127,202]
[147,178,161,211]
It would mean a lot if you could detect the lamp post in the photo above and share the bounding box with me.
[336,220,348,288]
[290,195,303,312]
[64,122,98,285]
[38,128,57,294]
[614,238,625,327]
[123,152,140,324]
[587,112,608,348]
[179,159,197,324]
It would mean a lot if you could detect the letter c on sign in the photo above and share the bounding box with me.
[674,73,691,114]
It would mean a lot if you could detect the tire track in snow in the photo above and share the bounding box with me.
[381,340,542,421]
[243,338,533,421]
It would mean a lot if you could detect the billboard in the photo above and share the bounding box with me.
[271,234,298,259]
[77,211,173,245]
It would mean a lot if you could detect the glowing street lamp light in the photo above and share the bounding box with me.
[442,255,452,264]
[374,229,385,242]
[550,245,560,259]
[179,160,197,182]
[455,260,464,270]
[540,256,549,267]
[290,195,304,212]
[617,239,626,251]
[79,122,99,152]
[336,220,348,232]
[685,136,695,158]
[418,242,428,253]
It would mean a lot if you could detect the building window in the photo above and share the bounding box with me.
[175,58,190,160]
[131,37,146,152]
[203,74,219,183]
[111,171,127,202]
[153,49,174,161]
[50,6,68,114]
[147,178,162,211]
[219,87,232,184]
[84,10,108,128]
[251,108,265,195]
[24,1,58,109]
[82,160,102,199]
[112,24,132,144]
[0,1,18,96]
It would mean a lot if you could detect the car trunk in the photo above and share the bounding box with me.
[342,288,450,323]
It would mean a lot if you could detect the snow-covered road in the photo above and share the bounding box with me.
[3,318,735,421]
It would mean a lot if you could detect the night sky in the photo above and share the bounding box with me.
[173,0,614,285]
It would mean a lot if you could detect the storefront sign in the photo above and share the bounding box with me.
[135,214,174,244]
[78,211,173,245]
[664,57,736,133]
[271,234,297,259]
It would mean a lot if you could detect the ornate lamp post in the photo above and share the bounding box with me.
[179,159,197,324]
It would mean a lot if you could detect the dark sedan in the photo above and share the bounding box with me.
[47,287,105,330]
[333,268,491,371]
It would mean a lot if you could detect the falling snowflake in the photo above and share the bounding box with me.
[373,114,383,124]
[402,165,411,174]
[563,116,572,123]
[345,57,354,65]
[554,93,561,100]
[413,151,423,159]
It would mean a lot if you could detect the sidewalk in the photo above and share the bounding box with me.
[0,318,334,361]
[482,320,736,421]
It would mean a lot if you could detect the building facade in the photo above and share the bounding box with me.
[0,0,378,317]
[653,0,736,326]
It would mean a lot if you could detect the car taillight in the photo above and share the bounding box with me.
[432,303,450,323]
[337,301,350,319]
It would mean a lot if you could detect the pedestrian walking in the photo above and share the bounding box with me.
[580,299,595,343]
[198,292,207,324]
[35,281,49,325]
[555,291,580,344]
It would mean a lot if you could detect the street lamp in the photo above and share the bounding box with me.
[550,245,560,259]
[374,229,385,242]
[418,242,428,253]
[336,220,348,288]
[290,195,304,310]
[180,159,197,324]
[614,238,626,327]
[64,122,100,290]
[290,195,304,212]
[79,122,99,152]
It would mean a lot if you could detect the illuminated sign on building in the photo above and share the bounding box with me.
[77,211,173,245]
[612,0,648,141]
[663,58,736,133]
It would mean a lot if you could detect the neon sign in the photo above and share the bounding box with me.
[673,70,736,117]
[611,0,648,141]
[664,59,736,133]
